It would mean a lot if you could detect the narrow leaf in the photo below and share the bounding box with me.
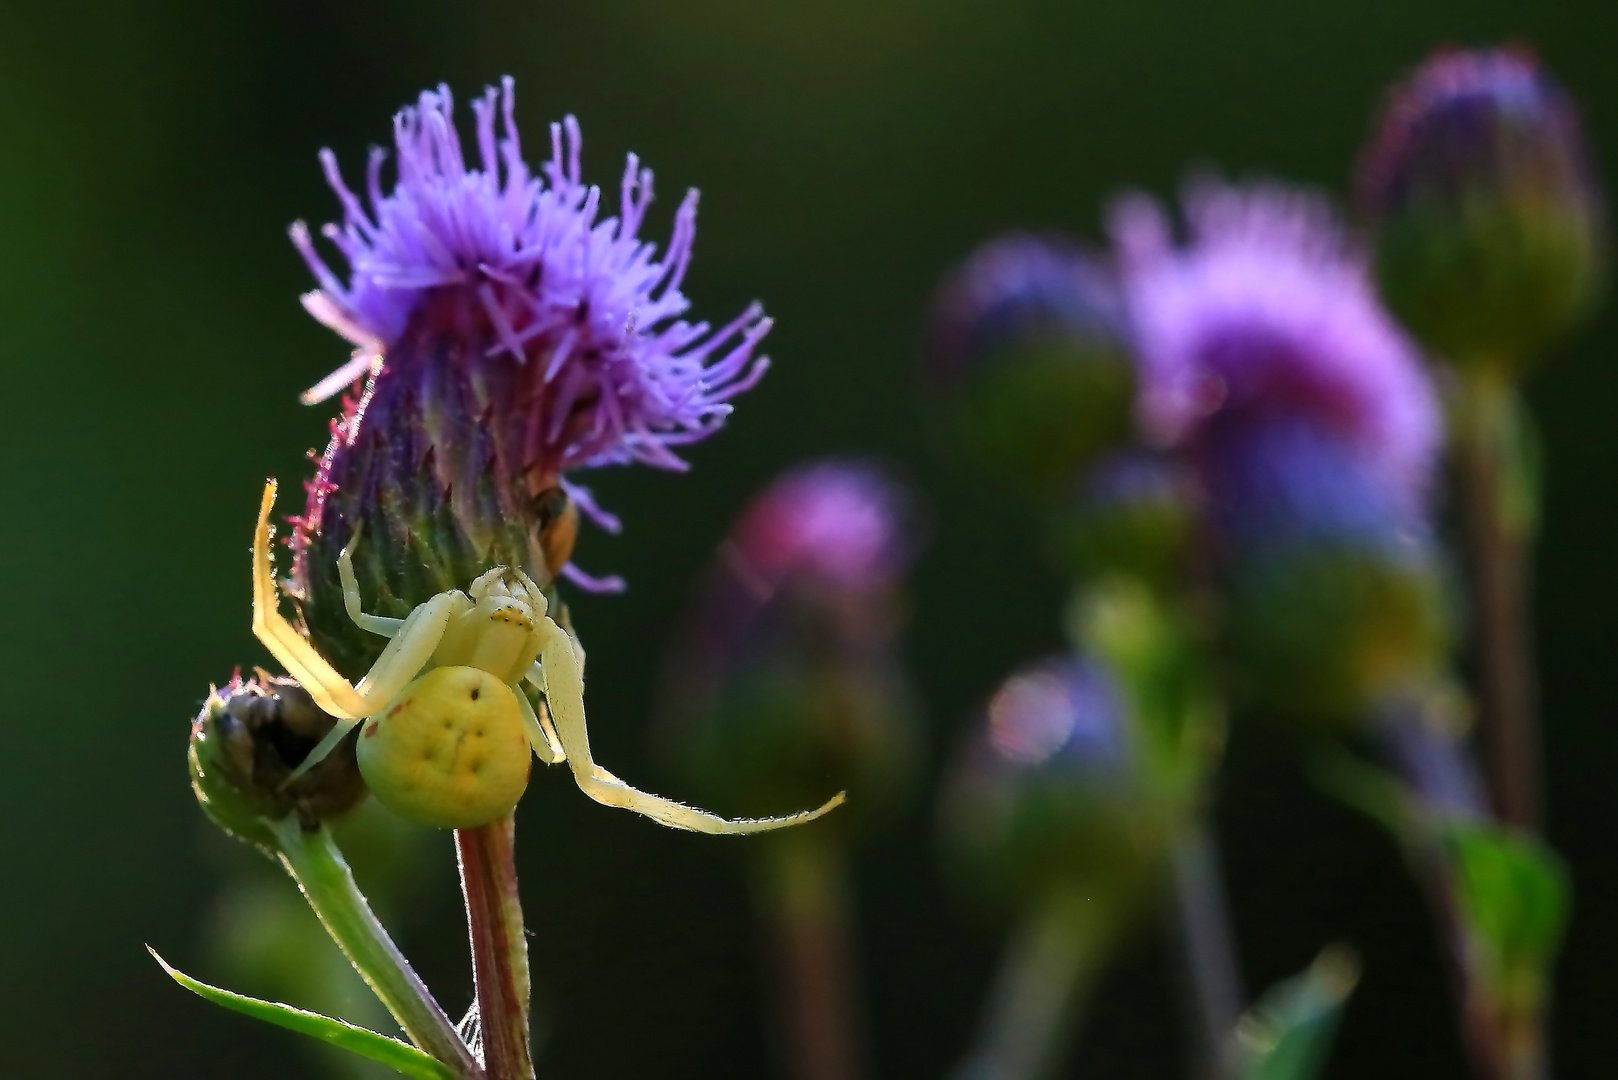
[1445,824,1569,977]
[1234,947,1360,1080]
[149,947,457,1080]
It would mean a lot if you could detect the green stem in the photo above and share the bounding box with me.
[953,892,1109,1080]
[1453,370,1540,830]
[756,831,864,1080]
[1170,826,1243,1080]
[270,817,482,1078]
[456,814,535,1080]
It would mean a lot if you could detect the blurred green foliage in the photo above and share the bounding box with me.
[2,1,1616,1077]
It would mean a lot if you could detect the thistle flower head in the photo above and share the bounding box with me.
[293,78,769,475]
[1211,420,1451,727]
[924,234,1136,493]
[659,461,922,830]
[287,80,771,671]
[725,460,916,592]
[1112,179,1440,502]
[1205,417,1433,555]
[1358,47,1606,365]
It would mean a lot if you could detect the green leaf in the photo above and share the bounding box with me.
[1444,824,1569,983]
[149,947,457,1080]
[1234,947,1360,1080]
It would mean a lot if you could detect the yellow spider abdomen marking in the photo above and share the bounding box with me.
[356,666,532,829]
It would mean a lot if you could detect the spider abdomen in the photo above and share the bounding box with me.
[357,666,531,829]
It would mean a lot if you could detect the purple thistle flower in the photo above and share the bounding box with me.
[923,234,1136,493]
[724,461,917,593]
[1204,417,1434,557]
[1209,418,1451,725]
[1112,178,1441,503]
[283,80,772,674]
[1357,47,1605,365]
[674,460,919,699]
[658,460,922,826]
[292,77,770,478]
[1358,48,1590,216]
[927,234,1131,388]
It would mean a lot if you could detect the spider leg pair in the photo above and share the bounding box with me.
[252,479,845,834]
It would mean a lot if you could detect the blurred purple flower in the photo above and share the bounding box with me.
[683,461,919,680]
[292,77,770,478]
[1112,179,1440,503]
[984,656,1131,772]
[724,461,916,593]
[923,233,1137,492]
[926,234,1130,388]
[1204,418,1434,557]
[1357,47,1605,363]
[1358,47,1594,220]
[659,460,923,824]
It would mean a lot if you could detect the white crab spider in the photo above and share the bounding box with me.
[251,479,845,833]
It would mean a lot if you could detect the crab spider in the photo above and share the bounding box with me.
[251,479,845,833]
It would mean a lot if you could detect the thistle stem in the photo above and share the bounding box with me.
[756,831,864,1080]
[952,892,1107,1080]
[270,818,482,1078]
[1374,701,1545,1080]
[1170,825,1244,1080]
[456,814,535,1080]
[1453,370,1540,830]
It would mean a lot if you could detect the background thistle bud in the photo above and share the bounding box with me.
[189,673,368,850]
[1359,47,1607,367]
[287,80,770,675]
[1211,422,1452,728]
[658,461,922,831]
[924,235,1137,494]
[1047,452,1199,588]
[939,655,1194,914]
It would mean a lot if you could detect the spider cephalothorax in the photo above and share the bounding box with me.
[253,479,844,833]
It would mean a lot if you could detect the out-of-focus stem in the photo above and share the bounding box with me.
[952,892,1106,1080]
[456,814,534,1080]
[1453,369,1540,830]
[1170,825,1243,1080]
[270,818,482,1078]
[1374,702,1545,1080]
[756,830,864,1080]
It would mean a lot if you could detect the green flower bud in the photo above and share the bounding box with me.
[288,347,588,680]
[1360,48,1607,369]
[925,236,1137,494]
[189,673,368,851]
[939,656,1195,913]
[1047,453,1198,588]
[1227,541,1450,729]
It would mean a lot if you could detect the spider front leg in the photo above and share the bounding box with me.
[253,479,461,777]
[526,620,845,835]
[514,687,566,765]
[337,523,406,639]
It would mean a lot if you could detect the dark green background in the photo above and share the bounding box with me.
[2,1,1614,1076]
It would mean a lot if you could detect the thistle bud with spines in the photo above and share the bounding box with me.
[1359,47,1606,369]
[189,673,369,852]
[924,235,1137,495]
